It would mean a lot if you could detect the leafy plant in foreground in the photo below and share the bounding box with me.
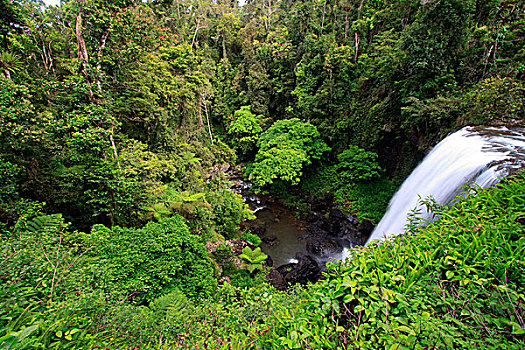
[240,246,268,274]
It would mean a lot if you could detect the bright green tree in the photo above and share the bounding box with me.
[250,118,330,187]
[227,105,263,158]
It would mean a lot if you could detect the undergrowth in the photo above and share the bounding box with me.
[2,174,524,349]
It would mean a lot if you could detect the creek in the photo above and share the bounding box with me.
[232,178,364,273]
[233,179,310,267]
[254,207,308,267]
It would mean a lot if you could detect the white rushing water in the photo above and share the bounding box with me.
[366,126,525,245]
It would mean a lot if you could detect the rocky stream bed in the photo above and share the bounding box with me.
[230,172,374,290]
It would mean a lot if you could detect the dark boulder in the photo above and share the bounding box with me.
[328,209,360,238]
[306,236,342,258]
[252,225,266,236]
[358,219,375,241]
[262,235,279,246]
[267,255,321,290]
[265,255,274,268]
[306,217,330,236]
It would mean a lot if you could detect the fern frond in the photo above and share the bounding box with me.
[25,214,63,233]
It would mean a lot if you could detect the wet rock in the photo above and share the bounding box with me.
[328,209,361,237]
[267,255,321,290]
[304,212,320,223]
[310,194,334,211]
[265,255,274,268]
[358,219,375,239]
[347,214,359,226]
[306,217,330,236]
[252,225,266,236]
[262,235,278,245]
[266,269,287,290]
[306,237,343,258]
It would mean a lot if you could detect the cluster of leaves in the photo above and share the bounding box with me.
[240,232,262,246]
[330,146,383,183]
[249,118,330,187]
[239,246,268,274]
[227,105,263,159]
[0,207,255,349]
[87,216,218,303]
[333,178,399,224]
[300,145,393,223]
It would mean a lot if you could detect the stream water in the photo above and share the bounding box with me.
[255,207,308,267]
[233,179,333,267]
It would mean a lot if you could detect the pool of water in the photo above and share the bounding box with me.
[256,207,308,267]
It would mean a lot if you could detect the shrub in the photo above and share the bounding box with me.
[241,232,262,246]
[227,105,263,159]
[206,188,255,239]
[88,216,217,303]
[332,145,382,183]
[250,118,330,187]
[334,178,398,224]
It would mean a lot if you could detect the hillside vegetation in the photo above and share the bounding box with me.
[0,0,524,348]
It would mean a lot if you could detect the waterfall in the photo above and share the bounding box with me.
[366,126,525,245]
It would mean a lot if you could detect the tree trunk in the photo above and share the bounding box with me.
[75,11,94,100]
[354,31,360,62]
[197,94,204,127]
[222,34,227,59]
[203,97,214,146]
[191,19,205,50]
[354,0,365,62]
[321,0,327,35]
[96,30,110,92]
[76,12,89,73]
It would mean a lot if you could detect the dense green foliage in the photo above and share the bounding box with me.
[1,0,524,348]
[2,166,523,349]
[227,105,263,159]
[88,216,217,303]
[250,118,330,187]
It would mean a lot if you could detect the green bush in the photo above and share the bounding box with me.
[88,216,217,303]
[332,145,382,183]
[459,77,524,126]
[213,242,234,263]
[334,178,398,224]
[0,212,112,349]
[227,105,263,159]
[250,118,330,187]
[241,232,262,246]
[206,188,255,239]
